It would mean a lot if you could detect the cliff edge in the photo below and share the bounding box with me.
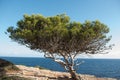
[0,59,117,80]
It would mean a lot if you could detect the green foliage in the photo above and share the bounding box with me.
[7,14,111,55]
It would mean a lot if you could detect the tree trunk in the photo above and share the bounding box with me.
[69,70,81,80]
[68,65,81,80]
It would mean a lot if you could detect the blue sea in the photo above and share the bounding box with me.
[0,57,120,79]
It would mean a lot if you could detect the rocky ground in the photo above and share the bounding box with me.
[5,65,117,80]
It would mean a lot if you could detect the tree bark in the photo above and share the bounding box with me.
[68,66,81,80]
[69,70,81,80]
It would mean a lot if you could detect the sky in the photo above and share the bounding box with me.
[0,0,120,58]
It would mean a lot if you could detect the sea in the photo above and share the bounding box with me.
[0,57,120,79]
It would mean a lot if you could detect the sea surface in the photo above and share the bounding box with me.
[0,57,120,79]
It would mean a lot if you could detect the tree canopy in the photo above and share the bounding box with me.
[7,14,111,54]
[7,14,112,80]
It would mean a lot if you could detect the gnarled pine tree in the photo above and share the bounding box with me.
[7,14,112,80]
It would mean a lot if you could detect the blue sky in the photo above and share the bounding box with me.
[0,0,120,58]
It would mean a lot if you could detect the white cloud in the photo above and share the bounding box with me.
[0,42,44,57]
[92,42,120,59]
